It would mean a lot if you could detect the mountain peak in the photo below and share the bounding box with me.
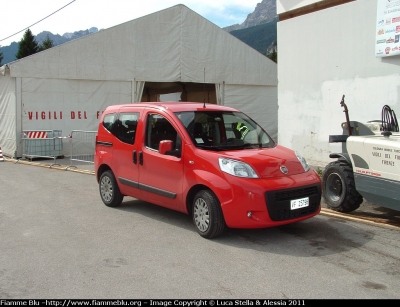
[62,27,99,40]
[223,0,277,32]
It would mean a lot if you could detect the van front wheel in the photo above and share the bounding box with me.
[99,170,123,207]
[322,160,363,213]
[192,190,225,239]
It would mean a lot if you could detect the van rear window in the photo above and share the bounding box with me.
[103,113,116,132]
[116,113,139,145]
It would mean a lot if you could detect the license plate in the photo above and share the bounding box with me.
[290,197,309,210]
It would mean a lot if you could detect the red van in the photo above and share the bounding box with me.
[94,102,321,239]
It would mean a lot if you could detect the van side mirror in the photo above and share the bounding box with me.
[159,140,173,155]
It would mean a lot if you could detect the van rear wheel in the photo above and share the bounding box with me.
[192,190,225,239]
[99,170,123,207]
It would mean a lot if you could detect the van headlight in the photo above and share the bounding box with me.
[295,152,310,172]
[218,158,258,178]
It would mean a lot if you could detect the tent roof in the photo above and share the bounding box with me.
[6,4,277,86]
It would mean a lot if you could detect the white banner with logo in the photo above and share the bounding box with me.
[376,0,400,57]
[21,78,133,134]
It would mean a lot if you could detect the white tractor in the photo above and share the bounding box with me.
[322,95,400,212]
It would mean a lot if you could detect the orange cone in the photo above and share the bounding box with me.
[0,147,4,162]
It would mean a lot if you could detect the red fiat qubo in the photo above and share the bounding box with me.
[94,102,321,239]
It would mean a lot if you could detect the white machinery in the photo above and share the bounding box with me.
[322,95,400,212]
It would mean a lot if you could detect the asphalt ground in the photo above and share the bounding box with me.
[4,156,400,230]
[2,159,400,299]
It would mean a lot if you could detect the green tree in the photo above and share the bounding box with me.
[38,35,54,51]
[16,29,39,59]
[0,49,3,66]
[267,50,277,63]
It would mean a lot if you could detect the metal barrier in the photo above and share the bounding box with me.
[66,130,96,170]
[17,130,63,166]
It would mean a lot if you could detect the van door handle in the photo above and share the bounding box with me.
[139,151,143,165]
[133,150,137,164]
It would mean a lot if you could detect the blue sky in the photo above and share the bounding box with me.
[0,0,261,47]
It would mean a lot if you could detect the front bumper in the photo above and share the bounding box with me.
[219,170,322,228]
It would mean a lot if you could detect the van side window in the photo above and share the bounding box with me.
[103,113,116,132]
[146,114,180,154]
[115,113,139,145]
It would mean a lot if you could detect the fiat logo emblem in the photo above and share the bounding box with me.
[280,166,288,174]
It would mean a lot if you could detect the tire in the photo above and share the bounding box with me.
[192,190,226,239]
[322,160,363,213]
[99,170,123,207]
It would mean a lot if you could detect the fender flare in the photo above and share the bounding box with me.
[185,170,233,213]
[329,153,351,165]
[190,169,232,199]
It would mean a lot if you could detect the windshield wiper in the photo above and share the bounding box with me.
[195,143,267,151]
[195,144,240,151]
[242,143,264,148]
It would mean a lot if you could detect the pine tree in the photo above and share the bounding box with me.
[267,50,277,63]
[38,35,54,51]
[16,29,39,59]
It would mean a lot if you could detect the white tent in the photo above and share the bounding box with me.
[0,4,277,158]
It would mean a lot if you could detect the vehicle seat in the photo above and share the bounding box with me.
[193,123,206,144]
[194,123,203,137]
[151,120,177,150]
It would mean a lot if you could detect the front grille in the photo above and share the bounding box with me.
[265,184,321,221]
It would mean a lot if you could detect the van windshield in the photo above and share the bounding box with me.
[174,111,275,150]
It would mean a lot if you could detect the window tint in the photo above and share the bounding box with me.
[115,113,139,145]
[175,111,274,149]
[145,114,181,153]
[103,113,116,132]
